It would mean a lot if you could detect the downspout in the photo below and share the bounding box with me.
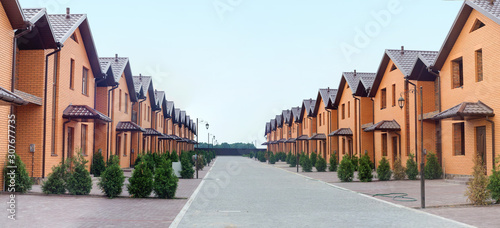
[428,67,442,165]
[486,116,495,169]
[353,94,361,157]
[137,98,146,154]
[62,118,71,163]
[107,84,119,160]
[42,43,62,178]
[370,97,376,169]
[406,77,418,164]
[93,77,106,156]
[326,109,332,158]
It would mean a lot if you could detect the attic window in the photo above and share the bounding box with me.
[70,33,78,43]
[390,64,397,72]
[470,19,485,32]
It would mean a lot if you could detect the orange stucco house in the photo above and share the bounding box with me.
[289,106,302,156]
[297,99,316,155]
[312,88,338,160]
[133,75,161,154]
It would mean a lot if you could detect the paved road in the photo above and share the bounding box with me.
[177,157,472,228]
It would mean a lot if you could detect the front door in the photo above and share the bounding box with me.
[67,127,74,158]
[476,126,487,169]
[392,136,398,164]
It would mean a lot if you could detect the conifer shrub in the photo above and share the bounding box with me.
[258,152,266,162]
[180,153,195,179]
[90,149,106,177]
[488,162,500,204]
[107,154,120,167]
[393,156,406,180]
[98,159,125,198]
[289,154,297,167]
[299,152,306,167]
[351,154,359,171]
[170,151,179,162]
[42,160,70,194]
[358,153,373,182]
[338,155,354,182]
[315,157,327,172]
[406,153,419,180]
[286,152,292,164]
[127,161,153,198]
[466,155,490,205]
[424,152,443,179]
[66,153,92,195]
[134,153,143,166]
[3,153,33,193]
[310,152,317,168]
[269,153,276,164]
[377,157,392,181]
[329,151,338,172]
[301,155,312,172]
[153,159,179,199]
[196,155,205,171]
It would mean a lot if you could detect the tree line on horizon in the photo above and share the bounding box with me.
[197,142,256,149]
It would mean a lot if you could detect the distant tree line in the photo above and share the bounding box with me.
[197,142,256,149]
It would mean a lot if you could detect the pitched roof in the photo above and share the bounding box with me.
[265,122,270,136]
[275,114,283,128]
[154,90,167,116]
[0,86,27,106]
[314,88,338,114]
[62,105,111,122]
[174,108,181,123]
[282,109,292,125]
[335,72,376,106]
[180,111,186,126]
[133,75,156,109]
[98,57,138,102]
[433,101,494,120]
[166,101,175,118]
[1,0,25,29]
[116,121,145,132]
[143,128,163,136]
[328,128,353,136]
[18,8,57,50]
[364,120,401,132]
[291,107,301,122]
[309,133,327,141]
[270,118,276,131]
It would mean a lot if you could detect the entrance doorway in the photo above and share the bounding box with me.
[476,126,486,169]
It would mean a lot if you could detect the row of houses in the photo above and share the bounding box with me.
[264,0,500,177]
[0,0,198,186]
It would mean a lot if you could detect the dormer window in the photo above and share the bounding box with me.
[470,19,485,33]
[70,33,78,43]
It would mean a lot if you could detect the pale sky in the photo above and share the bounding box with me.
[20,0,463,148]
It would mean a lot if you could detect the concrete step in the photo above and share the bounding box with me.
[444,177,471,185]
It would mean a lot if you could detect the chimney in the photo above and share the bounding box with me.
[66,8,70,19]
[490,0,495,5]
[401,46,405,55]
[327,87,330,92]
[354,69,357,77]
[115,54,118,62]
[139,73,142,81]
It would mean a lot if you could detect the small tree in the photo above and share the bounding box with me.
[3,153,33,193]
[393,156,406,180]
[406,153,419,180]
[98,160,125,198]
[286,152,292,164]
[424,152,443,179]
[170,151,179,162]
[180,153,195,179]
[42,160,70,194]
[196,155,205,171]
[465,155,490,205]
[358,153,373,182]
[90,149,106,177]
[338,155,354,182]
[488,162,500,204]
[301,156,313,172]
[107,154,120,167]
[66,152,92,195]
[153,159,179,199]
[351,154,359,171]
[377,157,392,181]
[127,161,153,198]
[269,153,276,164]
[289,154,297,167]
[310,152,317,168]
[315,157,327,172]
[329,151,338,172]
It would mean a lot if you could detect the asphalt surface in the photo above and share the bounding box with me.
[177,157,472,228]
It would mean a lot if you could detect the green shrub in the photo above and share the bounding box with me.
[134,153,143,166]
[66,153,92,195]
[107,154,120,167]
[153,159,179,199]
[329,151,338,172]
[393,156,406,180]
[301,155,312,172]
[170,151,179,162]
[180,153,194,179]
[377,157,392,181]
[3,153,33,193]
[98,161,125,198]
[289,154,297,167]
[351,154,359,171]
[338,155,354,182]
[310,152,317,168]
[127,161,153,198]
[358,153,373,182]
[258,151,266,162]
[286,152,291,164]
[406,153,419,180]
[465,155,490,205]
[196,155,205,171]
[315,157,327,172]
[90,149,106,177]
[424,152,442,179]
[42,160,70,194]
[299,152,306,167]
[269,153,276,164]
[488,163,500,204]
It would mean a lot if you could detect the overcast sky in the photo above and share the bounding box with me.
[21,0,463,148]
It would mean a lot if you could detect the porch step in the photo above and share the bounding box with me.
[122,168,134,173]
[444,176,471,185]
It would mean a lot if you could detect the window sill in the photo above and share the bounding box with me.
[51,154,58,157]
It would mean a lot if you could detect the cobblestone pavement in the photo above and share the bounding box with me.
[0,159,215,228]
[178,157,471,228]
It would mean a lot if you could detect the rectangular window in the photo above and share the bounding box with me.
[476,49,483,82]
[392,84,396,107]
[319,114,322,126]
[124,134,128,156]
[452,57,464,88]
[119,89,122,111]
[124,93,128,113]
[144,104,146,120]
[453,122,465,156]
[70,59,75,89]
[342,104,345,119]
[116,135,121,156]
[147,107,150,122]
[348,101,351,118]
[67,127,74,158]
[381,88,387,109]
[382,133,388,156]
[342,138,346,154]
[82,67,88,95]
[323,112,326,126]
[81,124,87,155]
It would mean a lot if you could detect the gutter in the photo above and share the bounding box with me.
[93,77,106,156]
[352,94,361,158]
[61,118,72,163]
[42,43,62,178]
[106,84,119,160]
[486,116,495,170]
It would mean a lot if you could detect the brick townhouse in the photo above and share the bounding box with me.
[312,88,338,160]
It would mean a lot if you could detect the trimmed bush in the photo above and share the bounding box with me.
[66,153,92,195]
[286,152,291,164]
[338,155,354,182]
[377,157,392,181]
[351,154,359,171]
[424,152,443,179]
[107,154,120,167]
[393,156,406,180]
[196,155,205,171]
[90,149,106,177]
[134,153,143,166]
[406,153,419,180]
[315,157,327,172]
[127,161,153,198]
[3,153,33,193]
[310,152,317,168]
[98,161,125,198]
[153,159,179,199]
[180,153,195,179]
[329,151,338,172]
[466,155,490,205]
[488,165,500,204]
[289,154,297,167]
[258,151,266,162]
[269,153,276,164]
[170,151,179,162]
[301,156,313,172]
[358,153,373,182]
[42,160,70,194]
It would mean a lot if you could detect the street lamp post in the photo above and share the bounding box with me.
[398,84,425,208]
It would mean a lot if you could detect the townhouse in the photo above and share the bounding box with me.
[289,107,302,155]
[297,99,316,155]
[312,88,338,160]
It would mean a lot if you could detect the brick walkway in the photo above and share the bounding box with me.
[1,159,216,228]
